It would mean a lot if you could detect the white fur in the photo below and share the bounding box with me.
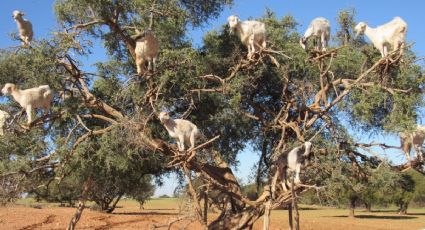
[400,125,425,161]
[354,17,407,57]
[135,30,159,75]
[159,111,201,151]
[300,17,330,51]
[1,83,53,124]
[227,15,267,58]
[12,10,33,46]
[276,142,312,191]
[0,110,10,136]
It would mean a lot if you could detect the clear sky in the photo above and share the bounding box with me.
[1,0,424,196]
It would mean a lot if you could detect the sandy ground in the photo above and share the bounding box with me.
[0,199,424,230]
[0,206,201,230]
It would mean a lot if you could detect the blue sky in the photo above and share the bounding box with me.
[1,0,424,196]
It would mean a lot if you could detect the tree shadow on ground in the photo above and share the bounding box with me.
[299,207,320,210]
[361,210,425,216]
[112,211,177,216]
[142,208,176,210]
[407,213,425,216]
[366,210,398,213]
[332,215,417,220]
[276,206,319,211]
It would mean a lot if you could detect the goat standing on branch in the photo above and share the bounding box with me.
[134,29,159,75]
[1,83,53,125]
[159,111,201,152]
[227,15,267,59]
[12,10,34,46]
[300,17,330,52]
[274,142,313,192]
[400,125,425,162]
[354,17,407,57]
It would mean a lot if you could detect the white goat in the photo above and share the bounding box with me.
[300,17,330,52]
[354,17,407,57]
[1,83,53,124]
[275,142,313,191]
[227,15,267,58]
[400,125,425,162]
[158,111,201,152]
[0,110,10,136]
[134,29,159,75]
[12,10,34,46]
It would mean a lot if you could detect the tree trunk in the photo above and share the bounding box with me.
[263,200,271,230]
[364,202,371,212]
[348,197,356,218]
[203,188,208,225]
[101,201,109,211]
[288,203,293,230]
[398,202,408,215]
[67,176,92,230]
[291,178,299,230]
[106,193,123,213]
[208,205,265,230]
[256,139,268,198]
[183,166,207,229]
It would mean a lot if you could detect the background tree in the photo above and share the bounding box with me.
[408,170,425,207]
[131,179,155,210]
[360,164,402,212]
[392,173,415,214]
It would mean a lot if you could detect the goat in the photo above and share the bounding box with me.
[12,10,34,46]
[400,125,425,162]
[1,83,53,124]
[158,111,201,152]
[0,110,10,136]
[300,17,330,52]
[227,15,267,59]
[274,142,313,191]
[134,29,159,75]
[354,17,407,57]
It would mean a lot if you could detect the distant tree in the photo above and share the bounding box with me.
[408,170,425,207]
[78,127,163,213]
[241,183,260,201]
[360,164,402,212]
[0,174,23,206]
[129,177,155,210]
[391,173,415,214]
[33,174,81,207]
[319,155,369,218]
[335,8,356,45]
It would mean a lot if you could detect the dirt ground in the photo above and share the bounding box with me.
[0,199,424,230]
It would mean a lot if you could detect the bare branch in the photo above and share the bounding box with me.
[68,19,105,32]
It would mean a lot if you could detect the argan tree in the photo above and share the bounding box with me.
[0,1,424,229]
